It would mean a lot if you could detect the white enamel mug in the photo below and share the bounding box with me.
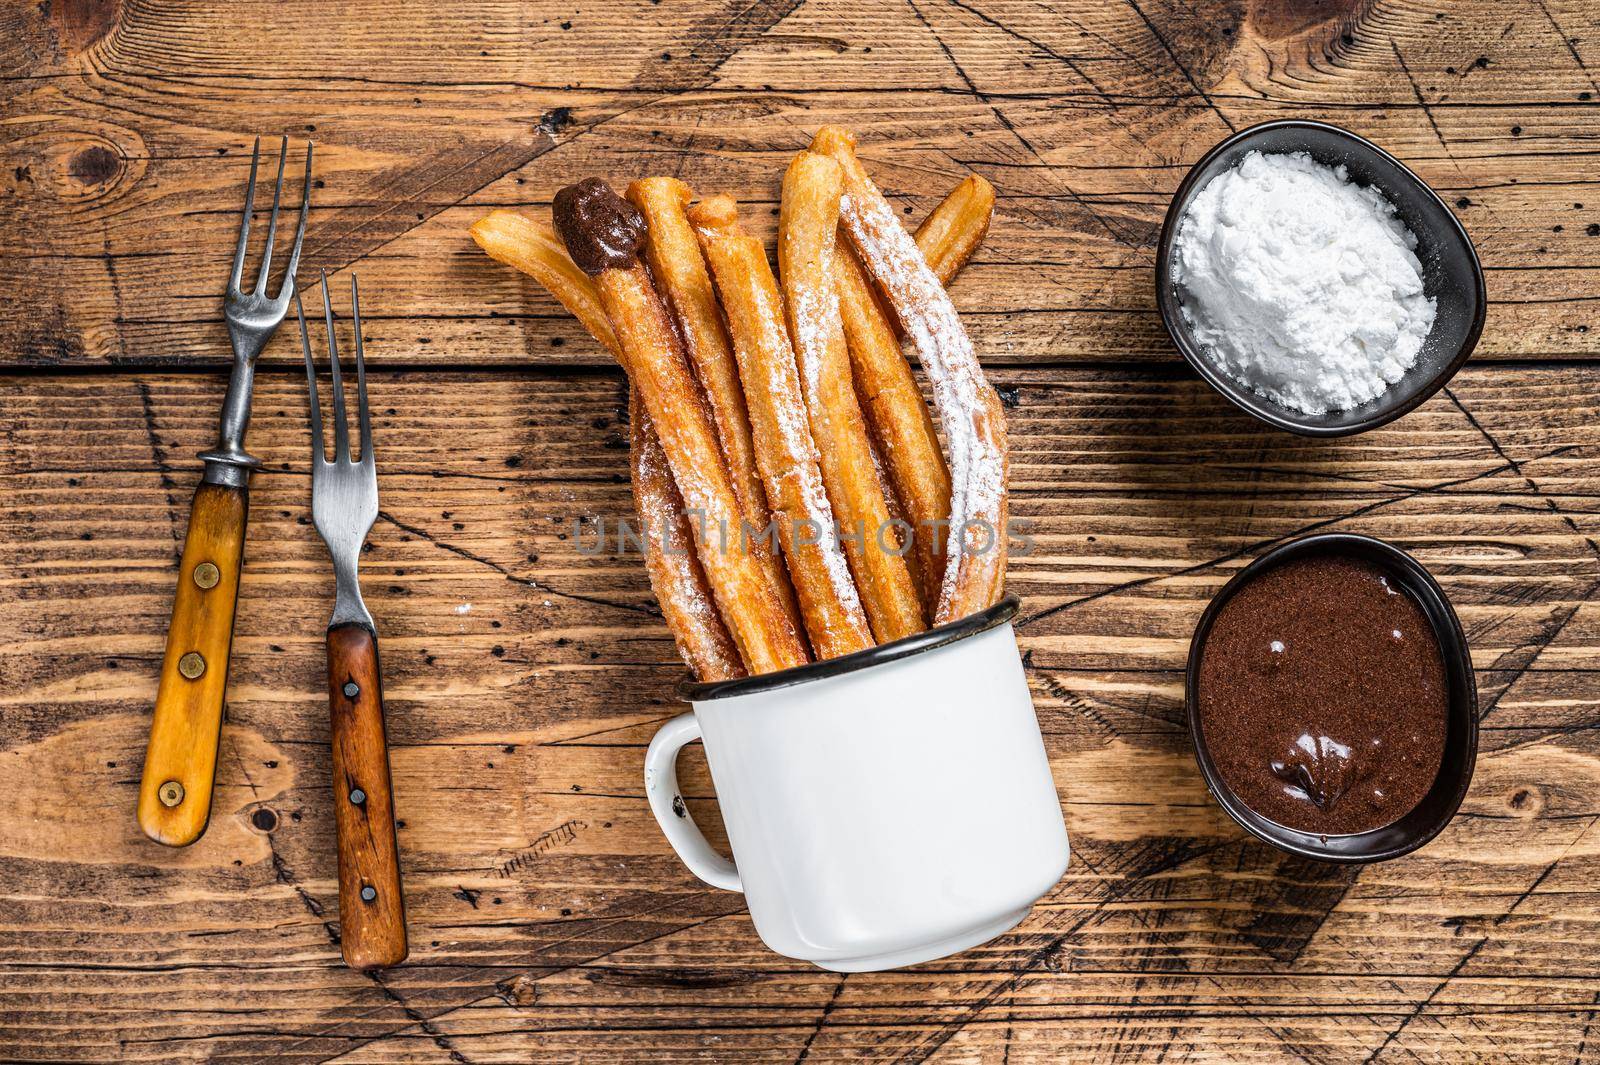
[644,597,1069,972]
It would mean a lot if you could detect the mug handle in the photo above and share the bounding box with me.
[644,713,741,892]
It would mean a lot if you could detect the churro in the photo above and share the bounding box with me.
[627,177,804,641]
[779,151,924,643]
[690,194,874,659]
[833,242,951,615]
[625,183,761,523]
[470,210,619,356]
[554,178,808,674]
[630,391,745,682]
[812,126,1009,624]
[915,175,996,287]
[832,176,992,614]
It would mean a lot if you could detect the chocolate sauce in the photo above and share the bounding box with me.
[552,177,646,276]
[1196,555,1447,835]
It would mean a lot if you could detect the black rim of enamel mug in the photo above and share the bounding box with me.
[1185,534,1478,864]
[681,594,1021,702]
[1155,119,1488,438]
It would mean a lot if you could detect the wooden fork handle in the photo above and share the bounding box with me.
[327,622,408,970]
[138,482,248,847]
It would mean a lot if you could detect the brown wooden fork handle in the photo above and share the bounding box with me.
[326,621,408,969]
[138,482,248,847]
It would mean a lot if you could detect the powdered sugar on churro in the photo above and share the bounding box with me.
[750,289,864,623]
[790,284,833,400]
[632,407,743,681]
[840,186,1006,617]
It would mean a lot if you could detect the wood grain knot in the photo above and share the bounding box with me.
[497,973,540,1008]
[1248,0,1372,42]
[48,0,122,56]
[57,137,128,201]
[3,128,142,210]
[1506,787,1542,817]
[69,145,120,186]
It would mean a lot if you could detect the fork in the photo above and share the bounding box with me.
[139,137,312,847]
[298,273,408,970]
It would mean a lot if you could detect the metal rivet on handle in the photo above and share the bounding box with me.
[178,652,206,679]
[193,561,220,589]
[343,681,359,699]
[349,787,366,805]
[159,780,185,807]
[360,885,377,902]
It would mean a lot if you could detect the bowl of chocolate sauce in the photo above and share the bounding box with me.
[1187,534,1477,863]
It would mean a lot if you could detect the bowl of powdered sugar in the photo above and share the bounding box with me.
[1156,120,1485,436]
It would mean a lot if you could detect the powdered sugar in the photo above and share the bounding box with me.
[749,281,865,624]
[1171,151,1437,415]
[632,404,742,681]
[839,187,1007,619]
[789,280,832,400]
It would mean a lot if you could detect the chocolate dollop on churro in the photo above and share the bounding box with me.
[553,178,646,276]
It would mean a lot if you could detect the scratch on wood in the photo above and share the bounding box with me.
[1390,40,1458,166]
[1531,0,1600,96]
[494,818,585,878]
[305,136,558,279]
[377,509,655,617]
[1442,386,1600,720]
[1241,855,1361,963]
[1445,386,1600,563]
[134,380,181,553]
[941,0,1119,107]
[1019,445,1563,631]
[793,972,848,1064]
[1121,0,1237,133]
[628,0,806,91]
[905,0,1146,249]
[1362,816,1599,1063]
[899,838,1232,1063]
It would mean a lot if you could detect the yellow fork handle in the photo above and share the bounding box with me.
[138,482,248,846]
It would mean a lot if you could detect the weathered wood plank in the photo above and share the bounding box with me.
[4,0,1598,368]
[10,0,1600,100]
[5,366,1598,673]
[2,367,1597,1061]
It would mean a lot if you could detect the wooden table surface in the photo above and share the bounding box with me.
[4,1,1599,1061]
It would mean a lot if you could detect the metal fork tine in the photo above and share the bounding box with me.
[254,136,288,295]
[278,141,314,301]
[228,137,260,294]
[322,270,351,461]
[351,275,372,465]
[295,289,324,464]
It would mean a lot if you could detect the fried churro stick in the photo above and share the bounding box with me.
[689,194,874,659]
[832,177,993,614]
[779,152,924,643]
[471,210,620,355]
[625,179,761,517]
[915,174,995,287]
[834,242,950,615]
[554,179,808,674]
[470,209,746,678]
[630,391,745,681]
[813,127,1009,624]
[625,179,804,643]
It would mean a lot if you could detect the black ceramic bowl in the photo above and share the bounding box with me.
[1156,120,1486,437]
[1186,534,1477,863]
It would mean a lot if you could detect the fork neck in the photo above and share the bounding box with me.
[331,553,375,631]
[199,354,264,488]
